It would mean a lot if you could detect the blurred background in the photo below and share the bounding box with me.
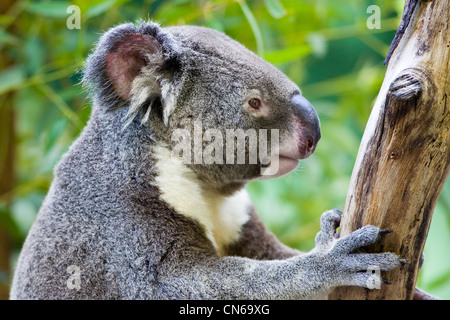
[0,0,448,300]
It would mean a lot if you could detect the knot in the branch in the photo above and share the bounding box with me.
[388,68,428,101]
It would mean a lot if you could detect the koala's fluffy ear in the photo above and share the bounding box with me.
[82,21,184,125]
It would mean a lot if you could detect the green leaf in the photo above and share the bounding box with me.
[0,66,26,95]
[86,0,118,19]
[426,270,450,289]
[307,33,328,58]
[25,37,45,74]
[0,29,20,46]
[205,18,225,33]
[0,203,22,243]
[264,0,287,19]
[26,2,73,18]
[264,45,311,64]
[11,196,40,237]
[238,0,264,56]
[45,118,68,153]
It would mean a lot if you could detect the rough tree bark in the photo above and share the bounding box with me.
[328,0,449,300]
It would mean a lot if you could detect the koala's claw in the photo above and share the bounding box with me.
[399,258,408,265]
[379,228,392,236]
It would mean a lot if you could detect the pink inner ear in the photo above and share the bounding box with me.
[105,34,161,99]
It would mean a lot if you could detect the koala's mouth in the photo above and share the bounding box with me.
[277,155,300,176]
[277,142,317,175]
[258,134,317,180]
[258,154,299,180]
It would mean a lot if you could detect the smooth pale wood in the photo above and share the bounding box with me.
[328,0,449,300]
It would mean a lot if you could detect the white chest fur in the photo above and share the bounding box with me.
[153,145,251,256]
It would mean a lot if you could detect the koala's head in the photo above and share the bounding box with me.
[83,21,320,193]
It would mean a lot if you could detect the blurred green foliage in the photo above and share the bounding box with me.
[0,0,448,299]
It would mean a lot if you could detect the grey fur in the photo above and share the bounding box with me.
[10,21,400,300]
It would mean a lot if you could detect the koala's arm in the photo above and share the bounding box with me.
[159,210,400,299]
[224,207,300,260]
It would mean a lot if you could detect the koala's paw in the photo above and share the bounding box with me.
[312,209,403,289]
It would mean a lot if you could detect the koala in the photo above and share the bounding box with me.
[10,21,401,300]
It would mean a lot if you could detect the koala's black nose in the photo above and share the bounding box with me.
[291,94,321,154]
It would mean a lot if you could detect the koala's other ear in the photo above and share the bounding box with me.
[83,21,183,124]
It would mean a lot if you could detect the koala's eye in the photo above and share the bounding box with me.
[248,98,261,110]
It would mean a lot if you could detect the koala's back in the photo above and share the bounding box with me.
[10,115,210,300]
